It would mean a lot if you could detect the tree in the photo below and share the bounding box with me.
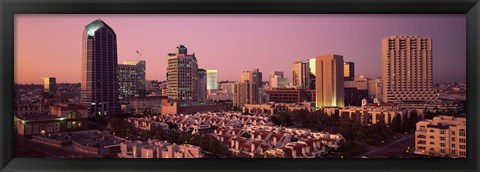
[109,119,139,138]
[390,115,402,133]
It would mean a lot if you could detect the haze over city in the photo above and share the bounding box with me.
[15,14,466,84]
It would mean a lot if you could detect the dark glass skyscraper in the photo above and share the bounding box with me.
[81,19,119,116]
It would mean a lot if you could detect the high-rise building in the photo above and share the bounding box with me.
[292,60,310,89]
[81,19,119,116]
[207,70,218,90]
[381,35,435,103]
[197,69,207,101]
[308,58,316,89]
[368,77,382,101]
[166,45,199,103]
[315,54,344,108]
[118,60,146,103]
[268,71,288,88]
[344,62,355,81]
[220,82,237,95]
[235,69,262,107]
[42,77,57,96]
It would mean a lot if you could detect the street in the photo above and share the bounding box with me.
[15,134,99,158]
[357,134,415,158]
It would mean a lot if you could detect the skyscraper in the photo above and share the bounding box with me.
[268,71,288,88]
[206,70,218,90]
[381,35,435,103]
[81,19,119,116]
[42,77,57,96]
[308,58,316,89]
[292,60,310,89]
[197,69,208,101]
[166,45,199,103]
[344,62,355,81]
[118,60,146,103]
[235,69,262,107]
[315,54,344,108]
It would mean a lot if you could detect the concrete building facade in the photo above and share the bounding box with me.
[381,35,436,103]
[315,54,345,108]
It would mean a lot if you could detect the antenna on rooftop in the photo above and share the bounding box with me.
[136,50,142,60]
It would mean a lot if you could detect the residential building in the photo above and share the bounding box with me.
[414,115,466,158]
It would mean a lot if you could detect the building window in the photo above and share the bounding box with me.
[452,137,456,142]
[441,149,445,153]
[451,131,455,135]
[440,130,445,134]
[429,142,435,145]
[452,150,456,154]
[460,138,466,143]
[460,151,466,156]
[459,145,466,150]
[429,129,435,133]
[452,144,456,148]
[440,137,445,141]
[459,129,465,136]
[440,143,445,147]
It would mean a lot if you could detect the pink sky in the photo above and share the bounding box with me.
[15,14,466,84]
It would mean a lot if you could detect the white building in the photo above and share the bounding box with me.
[414,115,466,158]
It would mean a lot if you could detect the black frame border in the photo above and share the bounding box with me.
[1,0,479,172]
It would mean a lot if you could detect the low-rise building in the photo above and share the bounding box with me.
[126,96,167,115]
[243,102,315,115]
[414,115,466,158]
[118,140,203,158]
[15,103,89,136]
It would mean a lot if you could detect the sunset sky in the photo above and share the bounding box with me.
[15,14,466,84]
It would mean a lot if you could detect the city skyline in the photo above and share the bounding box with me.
[15,14,466,84]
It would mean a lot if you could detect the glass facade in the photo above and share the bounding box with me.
[81,19,120,116]
[206,70,218,90]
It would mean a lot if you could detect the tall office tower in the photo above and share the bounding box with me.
[197,69,208,101]
[118,60,146,103]
[81,19,119,116]
[382,35,435,103]
[166,45,199,103]
[308,58,316,89]
[344,62,355,81]
[42,77,57,96]
[207,70,218,90]
[268,71,288,88]
[235,69,262,107]
[315,54,344,108]
[292,60,310,89]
